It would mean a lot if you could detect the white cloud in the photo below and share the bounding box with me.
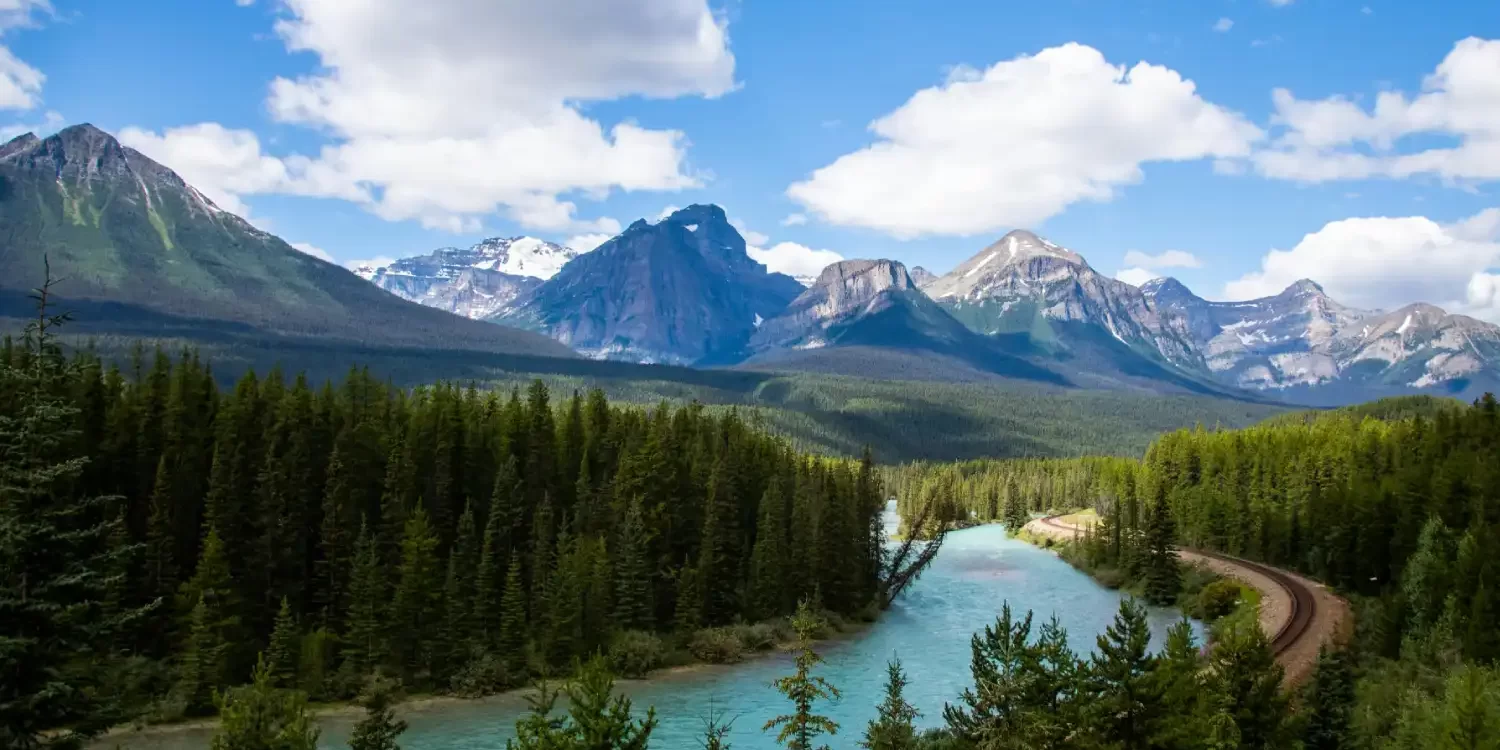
[781,213,808,227]
[785,43,1261,239]
[235,0,254,5]
[1122,249,1201,268]
[1115,267,1158,287]
[0,106,58,141]
[0,1,48,111]
[729,217,769,246]
[0,1,50,30]
[564,233,613,253]
[1213,18,1234,32]
[291,242,334,263]
[656,205,683,221]
[1361,6,1373,14]
[747,241,844,280]
[1223,208,1500,316]
[1250,37,1500,184]
[1467,272,1500,321]
[124,0,733,232]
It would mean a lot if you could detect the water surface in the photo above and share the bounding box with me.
[115,519,1200,748]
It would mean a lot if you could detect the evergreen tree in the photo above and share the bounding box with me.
[765,600,841,750]
[266,597,299,688]
[1301,647,1354,750]
[0,285,150,748]
[1143,489,1180,606]
[1206,625,1287,749]
[698,458,740,626]
[1086,598,1162,748]
[342,521,387,678]
[507,656,656,750]
[348,676,408,750]
[497,553,528,675]
[392,506,443,684]
[209,654,319,750]
[748,476,788,620]
[862,656,919,750]
[473,505,505,648]
[613,497,654,631]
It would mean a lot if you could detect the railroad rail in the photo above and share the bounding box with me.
[1033,515,1317,656]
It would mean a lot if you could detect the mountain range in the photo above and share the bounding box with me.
[0,124,574,359]
[4,122,1496,406]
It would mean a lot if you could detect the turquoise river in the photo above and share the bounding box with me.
[111,511,1202,749]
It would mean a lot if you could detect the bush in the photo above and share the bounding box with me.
[732,623,778,652]
[449,648,511,697]
[607,630,666,678]
[297,628,339,700]
[1093,567,1128,590]
[688,627,745,664]
[1194,580,1245,621]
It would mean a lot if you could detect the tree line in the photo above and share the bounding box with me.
[890,395,1500,746]
[0,285,893,746]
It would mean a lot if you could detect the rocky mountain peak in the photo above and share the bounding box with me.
[812,259,913,291]
[1140,277,1197,300]
[910,265,938,287]
[1280,279,1327,298]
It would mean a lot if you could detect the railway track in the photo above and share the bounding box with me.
[1033,515,1318,656]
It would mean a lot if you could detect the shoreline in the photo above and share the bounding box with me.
[95,619,872,746]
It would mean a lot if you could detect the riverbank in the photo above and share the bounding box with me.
[95,613,873,747]
[1019,512,1351,686]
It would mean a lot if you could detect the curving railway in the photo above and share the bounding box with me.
[1034,515,1329,670]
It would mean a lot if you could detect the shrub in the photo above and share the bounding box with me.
[732,623,778,652]
[1094,567,1128,590]
[1194,580,1244,621]
[297,628,339,700]
[449,648,511,697]
[688,627,745,664]
[607,630,666,678]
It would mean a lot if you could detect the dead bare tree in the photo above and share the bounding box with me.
[879,495,957,609]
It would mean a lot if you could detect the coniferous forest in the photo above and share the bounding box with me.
[0,293,890,747]
[7,289,1500,749]
[889,394,1500,747]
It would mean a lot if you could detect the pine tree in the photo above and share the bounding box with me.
[209,654,320,750]
[348,676,408,750]
[342,521,387,678]
[507,655,656,750]
[1150,618,1206,749]
[698,457,741,626]
[266,597,300,688]
[861,656,919,750]
[765,600,841,750]
[392,506,443,685]
[1143,489,1180,606]
[1301,647,1354,750]
[613,497,654,631]
[442,502,480,668]
[498,552,529,675]
[1086,598,1163,748]
[1206,625,1287,749]
[472,505,505,648]
[749,476,788,620]
[1003,475,1027,533]
[0,281,152,747]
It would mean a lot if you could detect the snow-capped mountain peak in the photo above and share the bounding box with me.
[356,237,581,320]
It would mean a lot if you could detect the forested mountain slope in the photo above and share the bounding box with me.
[0,124,574,358]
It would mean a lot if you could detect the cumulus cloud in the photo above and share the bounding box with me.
[730,217,770,246]
[1250,37,1500,184]
[747,241,844,280]
[1122,249,1202,268]
[291,242,334,263]
[1223,207,1500,318]
[1214,18,1234,32]
[0,106,58,141]
[1115,267,1158,287]
[0,1,49,111]
[781,213,808,227]
[123,0,733,232]
[564,233,614,253]
[786,43,1261,239]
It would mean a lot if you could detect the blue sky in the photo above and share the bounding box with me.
[3,0,1500,316]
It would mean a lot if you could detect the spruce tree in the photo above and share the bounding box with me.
[1206,625,1287,749]
[392,506,443,685]
[348,676,408,750]
[266,597,300,688]
[209,654,319,750]
[1143,489,1180,606]
[861,656,919,750]
[613,497,654,631]
[1086,598,1163,748]
[498,552,529,675]
[472,507,505,648]
[0,284,151,747]
[342,520,387,678]
[749,476,788,620]
[507,656,656,750]
[765,600,841,750]
[1301,647,1354,750]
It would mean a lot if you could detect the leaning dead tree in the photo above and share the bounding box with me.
[878,495,959,609]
